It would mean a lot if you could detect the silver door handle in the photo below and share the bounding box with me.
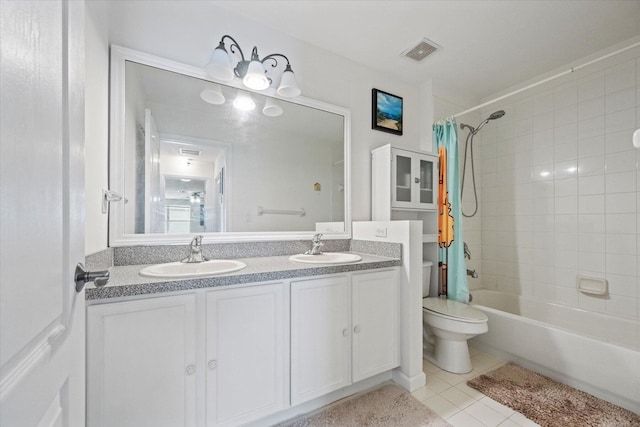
[75,263,110,292]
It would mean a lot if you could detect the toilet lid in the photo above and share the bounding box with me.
[422,297,487,323]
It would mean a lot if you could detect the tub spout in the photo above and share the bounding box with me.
[467,269,478,278]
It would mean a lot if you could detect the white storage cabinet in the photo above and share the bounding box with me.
[290,268,399,405]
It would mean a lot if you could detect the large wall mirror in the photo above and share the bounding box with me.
[109,46,351,246]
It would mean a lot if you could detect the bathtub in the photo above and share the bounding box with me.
[469,290,640,414]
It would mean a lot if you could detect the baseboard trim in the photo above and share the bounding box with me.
[391,368,426,392]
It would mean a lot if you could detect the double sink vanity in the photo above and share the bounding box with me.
[88,42,408,426]
[85,238,402,426]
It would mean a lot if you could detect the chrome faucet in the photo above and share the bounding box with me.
[304,233,324,255]
[464,242,471,260]
[181,235,209,263]
[467,269,478,278]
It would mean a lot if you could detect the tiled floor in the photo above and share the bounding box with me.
[412,346,542,427]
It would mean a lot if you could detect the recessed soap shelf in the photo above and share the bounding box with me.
[576,275,608,296]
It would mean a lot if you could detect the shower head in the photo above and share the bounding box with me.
[488,110,505,120]
[461,110,506,135]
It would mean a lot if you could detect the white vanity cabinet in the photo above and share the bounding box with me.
[205,283,286,427]
[87,267,400,426]
[371,144,438,217]
[87,283,286,427]
[87,293,198,427]
[290,268,399,405]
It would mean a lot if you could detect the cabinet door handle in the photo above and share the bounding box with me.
[185,365,196,376]
[354,325,361,333]
[342,328,349,337]
[208,360,217,370]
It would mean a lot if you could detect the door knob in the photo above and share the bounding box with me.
[74,263,110,292]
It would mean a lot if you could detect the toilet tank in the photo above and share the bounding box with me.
[423,260,433,298]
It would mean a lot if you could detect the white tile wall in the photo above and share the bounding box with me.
[471,54,639,320]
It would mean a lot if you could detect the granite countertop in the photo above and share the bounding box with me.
[86,252,401,301]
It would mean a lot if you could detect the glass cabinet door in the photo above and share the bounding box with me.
[394,154,413,204]
[419,158,434,205]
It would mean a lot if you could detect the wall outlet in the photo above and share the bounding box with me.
[375,226,387,238]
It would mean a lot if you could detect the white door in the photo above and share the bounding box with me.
[206,284,285,427]
[0,1,85,426]
[290,276,351,406]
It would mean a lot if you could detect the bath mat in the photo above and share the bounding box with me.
[467,362,640,427]
[278,383,451,427]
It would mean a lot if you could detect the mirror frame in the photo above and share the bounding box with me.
[108,45,351,246]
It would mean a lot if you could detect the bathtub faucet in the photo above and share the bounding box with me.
[464,242,471,259]
[467,269,478,278]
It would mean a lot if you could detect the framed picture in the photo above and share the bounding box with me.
[372,88,403,135]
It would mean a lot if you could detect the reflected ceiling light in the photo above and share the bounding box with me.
[204,34,301,97]
[200,83,225,105]
[633,128,640,149]
[180,178,192,182]
[262,97,283,117]
[233,91,255,111]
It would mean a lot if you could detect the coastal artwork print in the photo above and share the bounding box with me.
[372,88,403,135]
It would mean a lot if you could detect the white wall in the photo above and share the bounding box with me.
[84,1,110,255]
[474,42,640,321]
[83,1,433,252]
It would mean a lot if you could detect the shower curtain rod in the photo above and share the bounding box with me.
[450,40,640,119]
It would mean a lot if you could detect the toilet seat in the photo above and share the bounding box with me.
[422,297,487,324]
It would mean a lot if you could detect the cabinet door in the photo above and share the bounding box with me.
[391,151,415,209]
[87,294,198,427]
[352,269,399,382]
[290,276,351,405]
[416,153,438,210]
[206,283,285,427]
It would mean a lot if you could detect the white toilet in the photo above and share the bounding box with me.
[422,261,488,374]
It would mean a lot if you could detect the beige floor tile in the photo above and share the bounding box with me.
[422,395,461,419]
[465,400,507,426]
[454,382,485,400]
[434,369,467,386]
[440,386,477,409]
[446,410,486,427]
[411,385,436,402]
[425,374,453,393]
[480,396,515,417]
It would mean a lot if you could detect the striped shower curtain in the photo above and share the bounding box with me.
[433,119,469,303]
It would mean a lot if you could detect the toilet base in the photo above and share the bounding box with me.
[432,336,472,374]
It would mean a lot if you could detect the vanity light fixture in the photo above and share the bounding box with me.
[205,34,301,97]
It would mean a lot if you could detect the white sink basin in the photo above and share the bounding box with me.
[139,260,247,278]
[289,252,362,264]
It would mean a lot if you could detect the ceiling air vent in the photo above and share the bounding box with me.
[401,38,440,62]
[179,148,202,157]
